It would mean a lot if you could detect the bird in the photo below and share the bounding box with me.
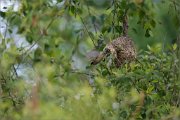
[87,11,136,67]
[87,36,136,68]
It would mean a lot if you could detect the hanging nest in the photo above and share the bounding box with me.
[88,36,136,68]
[104,36,136,67]
[87,11,136,67]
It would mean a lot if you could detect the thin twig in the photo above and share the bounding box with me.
[122,8,129,36]
[112,0,116,36]
[12,65,18,77]
[22,15,58,57]
[130,91,145,119]
[70,70,95,76]
[79,16,96,47]
[86,3,98,34]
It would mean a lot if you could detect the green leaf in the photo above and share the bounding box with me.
[57,0,63,2]
[150,19,156,28]
[147,85,154,93]
[101,69,109,76]
[147,45,152,51]
[173,43,177,50]
[0,11,6,17]
[91,16,96,23]
[145,29,153,37]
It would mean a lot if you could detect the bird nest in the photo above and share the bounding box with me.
[88,36,136,68]
[104,36,136,67]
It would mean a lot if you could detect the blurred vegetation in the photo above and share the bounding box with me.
[0,0,180,120]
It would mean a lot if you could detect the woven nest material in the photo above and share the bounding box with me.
[104,36,136,67]
[90,36,136,67]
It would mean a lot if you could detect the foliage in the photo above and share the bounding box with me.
[0,0,180,120]
[104,44,180,119]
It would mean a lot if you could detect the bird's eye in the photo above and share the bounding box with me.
[104,48,110,54]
